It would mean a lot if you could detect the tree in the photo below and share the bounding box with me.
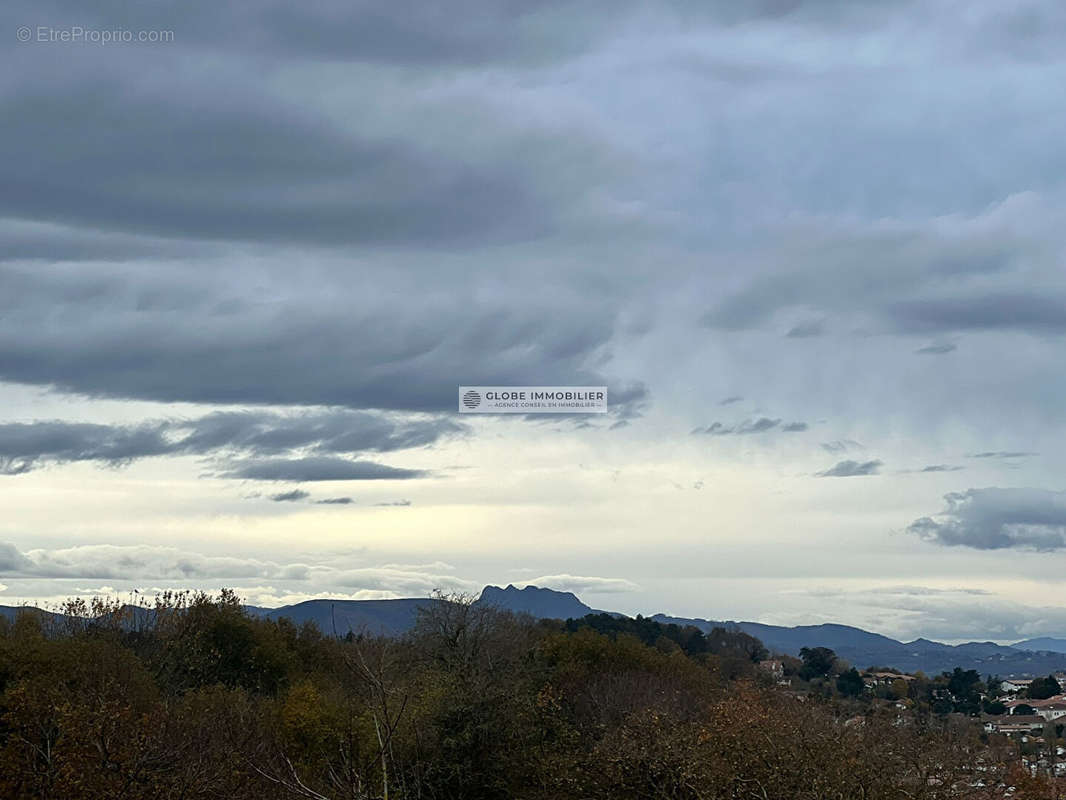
[937,667,983,715]
[836,667,864,697]
[798,646,837,680]
[1027,674,1062,700]
[983,698,1007,715]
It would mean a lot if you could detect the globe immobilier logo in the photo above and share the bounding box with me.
[458,386,607,414]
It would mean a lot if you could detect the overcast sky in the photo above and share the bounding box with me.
[2,0,1066,643]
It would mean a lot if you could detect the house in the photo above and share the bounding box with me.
[983,715,1046,735]
[862,671,914,688]
[1036,704,1066,725]
[1000,678,1035,694]
[757,659,791,686]
[1005,695,1066,719]
[759,659,784,679]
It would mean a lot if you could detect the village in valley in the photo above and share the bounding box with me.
[759,652,1066,781]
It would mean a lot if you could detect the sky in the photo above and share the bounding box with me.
[2,0,1066,644]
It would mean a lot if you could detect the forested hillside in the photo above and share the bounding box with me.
[0,591,1055,799]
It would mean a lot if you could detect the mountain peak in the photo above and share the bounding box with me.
[478,584,593,620]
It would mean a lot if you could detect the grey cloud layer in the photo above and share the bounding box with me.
[0,410,461,476]
[909,487,1066,550]
[0,542,470,595]
[221,457,426,482]
[0,263,644,414]
[269,490,311,502]
[816,459,883,477]
[0,543,633,601]
[1,0,1063,424]
[692,417,808,436]
[701,196,1066,340]
[0,83,549,248]
[11,0,918,69]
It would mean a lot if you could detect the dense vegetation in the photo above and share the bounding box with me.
[0,591,1056,799]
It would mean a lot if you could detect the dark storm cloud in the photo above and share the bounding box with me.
[269,489,311,502]
[220,457,427,482]
[0,263,639,412]
[719,395,743,405]
[316,497,354,505]
[0,0,1030,426]
[0,411,462,475]
[967,451,1037,459]
[920,465,964,473]
[908,488,1066,550]
[816,459,882,477]
[692,417,807,435]
[0,84,545,248]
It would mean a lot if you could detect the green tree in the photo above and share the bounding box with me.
[1027,674,1062,699]
[836,667,864,697]
[983,698,1007,715]
[944,668,983,715]
[798,646,837,680]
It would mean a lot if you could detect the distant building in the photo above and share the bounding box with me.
[1005,695,1066,721]
[1036,702,1066,722]
[983,715,1046,735]
[862,671,914,689]
[758,659,791,685]
[1001,678,1035,694]
[759,659,784,679]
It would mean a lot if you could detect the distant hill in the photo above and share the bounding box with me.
[476,584,594,619]
[0,605,60,625]
[651,613,1066,676]
[8,588,1066,677]
[1013,637,1066,654]
[261,598,438,636]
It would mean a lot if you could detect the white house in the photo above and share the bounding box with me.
[1001,678,1036,694]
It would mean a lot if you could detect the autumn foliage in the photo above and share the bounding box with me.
[0,591,1054,799]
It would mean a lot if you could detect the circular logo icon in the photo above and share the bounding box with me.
[462,390,481,409]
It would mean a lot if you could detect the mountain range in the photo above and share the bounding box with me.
[5,584,1066,677]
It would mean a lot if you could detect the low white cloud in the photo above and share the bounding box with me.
[518,573,640,594]
[0,542,472,597]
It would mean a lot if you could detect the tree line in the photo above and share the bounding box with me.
[0,591,1058,799]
